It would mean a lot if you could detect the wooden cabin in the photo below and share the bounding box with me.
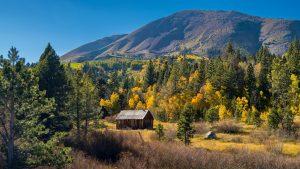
[116,110,154,129]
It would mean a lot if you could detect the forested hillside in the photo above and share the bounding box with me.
[1,40,300,168]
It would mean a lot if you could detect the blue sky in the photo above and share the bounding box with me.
[0,0,299,62]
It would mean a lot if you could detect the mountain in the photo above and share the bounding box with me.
[61,34,127,62]
[61,10,300,62]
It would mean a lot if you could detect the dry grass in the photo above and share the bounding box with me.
[265,140,284,155]
[66,130,300,169]
[194,121,210,134]
[67,152,113,169]
[102,119,300,156]
[63,130,143,162]
[249,130,270,143]
[214,120,242,134]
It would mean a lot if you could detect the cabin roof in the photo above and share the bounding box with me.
[116,110,153,120]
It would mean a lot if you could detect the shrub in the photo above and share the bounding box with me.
[155,109,168,122]
[194,121,209,134]
[205,107,219,123]
[67,152,112,169]
[63,130,142,162]
[105,115,116,123]
[268,108,281,130]
[215,120,242,134]
[164,128,177,141]
[155,124,164,140]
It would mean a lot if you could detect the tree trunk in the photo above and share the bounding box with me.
[8,83,15,169]
[84,95,91,140]
[76,93,81,142]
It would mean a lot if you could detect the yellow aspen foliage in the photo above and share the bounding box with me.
[176,55,184,62]
[236,97,249,122]
[191,93,204,109]
[189,70,200,83]
[99,99,112,108]
[132,86,142,93]
[160,94,185,120]
[260,111,269,122]
[191,81,221,111]
[99,92,120,113]
[215,91,222,100]
[241,110,248,123]
[110,92,119,104]
[203,81,213,94]
[146,95,155,109]
[203,81,217,105]
[218,105,232,120]
[145,85,155,98]
[289,74,300,115]
[144,85,157,109]
[179,76,188,90]
[127,94,140,109]
[128,98,136,109]
[133,94,140,102]
[136,101,146,109]
[110,92,120,113]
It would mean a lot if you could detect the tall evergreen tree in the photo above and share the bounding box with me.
[177,104,195,145]
[157,61,167,86]
[245,63,257,106]
[257,47,273,110]
[36,43,71,136]
[0,48,70,168]
[143,60,156,89]
[68,70,84,141]
[81,74,98,139]
[225,42,235,57]
[270,57,294,132]
[285,40,300,75]
[167,62,180,95]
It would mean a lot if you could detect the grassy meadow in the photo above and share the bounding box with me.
[100,118,300,157]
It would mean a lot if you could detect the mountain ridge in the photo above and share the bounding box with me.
[61,10,300,62]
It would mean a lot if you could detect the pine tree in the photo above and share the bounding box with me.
[268,108,281,130]
[257,47,273,110]
[81,74,98,139]
[245,63,257,106]
[36,43,71,136]
[269,57,294,133]
[205,107,219,123]
[157,61,167,86]
[167,63,180,94]
[271,57,290,108]
[143,60,155,89]
[225,42,235,57]
[108,71,119,92]
[68,70,84,141]
[0,48,70,168]
[155,124,164,141]
[177,104,195,145]
[286,40,300,75]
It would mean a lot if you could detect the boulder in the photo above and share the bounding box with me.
[204,131,217,139]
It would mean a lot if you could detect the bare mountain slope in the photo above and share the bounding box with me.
[61,10,300,62]
[61,34,126,62]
